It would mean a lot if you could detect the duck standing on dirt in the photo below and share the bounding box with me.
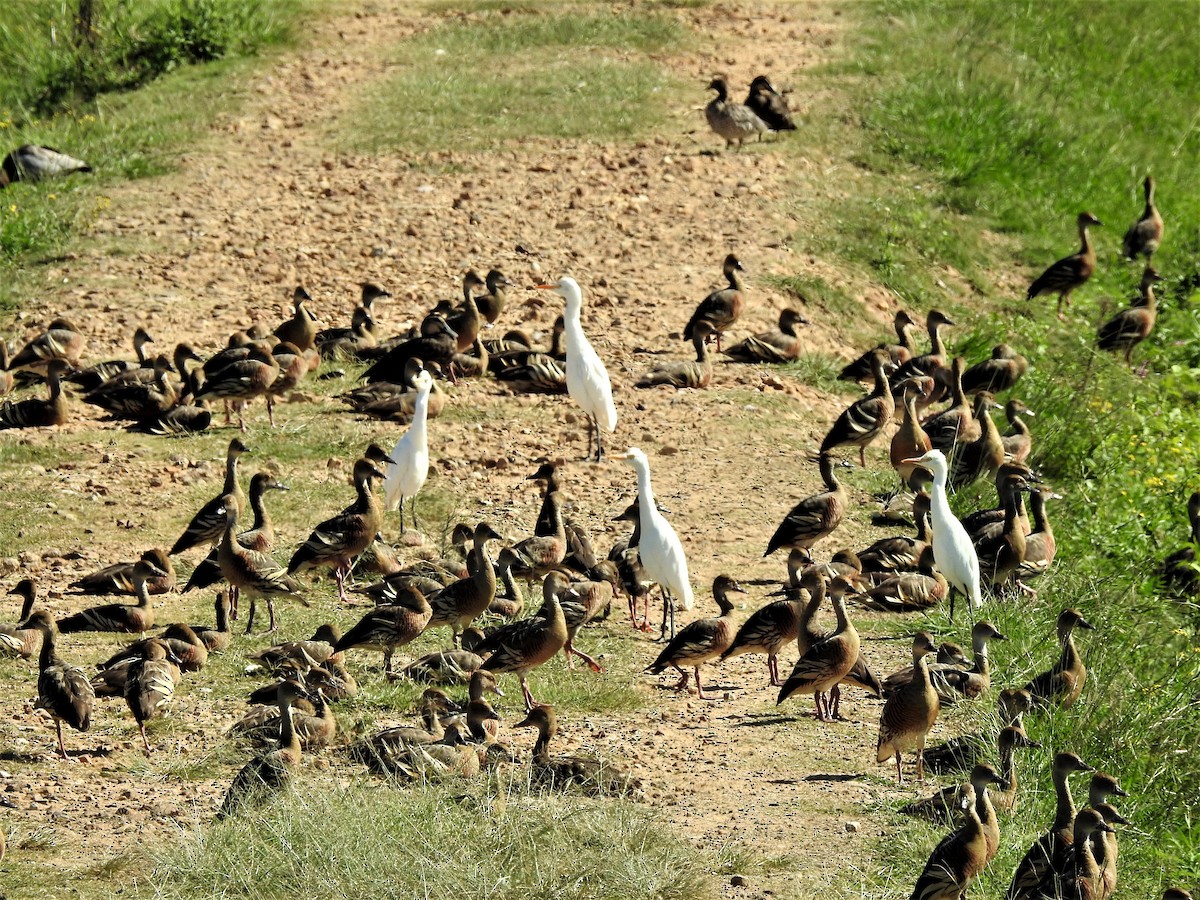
[645,575,744,699]
[744,75,797,135]
[705,76,766,149]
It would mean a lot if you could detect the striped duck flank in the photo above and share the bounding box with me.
[721,570,822,686]
[704,76,767,149]
[193,343,279,431]
[1027,211,1102,319]
[922,357,979,454]
[424,523,503,644]
[646,575,744,699]
[1097,266,1163,366]
[1,144,91,187]
[977,474,1033,592]
[183,472,288,612]
[348,689,454,773]
[478,587,568,710]
[1122,174,1164,261]
[170,438,251,556]
[71,547,176,596]
[0,579,39,659]
[1001,399,1036,463]
[765,452,850,560]
[246,624,342,673]
[123,639,180,754]
[877,631,940,781]
[636,320,714,389]
[67,327,154,391]
[335,584,432,679]
[841,309,918,383]
[1024,608,1096,709]
[515,704,640,796]
[547,569,612,673]
[315,282,389,359]
[723,308,808,363]
[99,622,208,674]
[744,75,796,133]
[0,358,70,429]
[402,647,484,685]
[860,543,947,614]
[217,492,305,634]
[82,354,177,420]
[20,610,95,759]
[889,309,954,390]
[363,313,458,384]
[288,458,388,603]
[215,679,307,820]
[776,576,860,722]
[1054,809,1115,900]
[948,392,1005,490]
[7,318,85,371]
[799,574,883,715]
[1005,751,1095,900]
[684,254,747,352]
[857,491,932,575]
[265,340,308,425]
[908,783,988,900]
[822,349,894,467]
[57,558,166,635]
[273,286,319,352]
[961,344,1029,395]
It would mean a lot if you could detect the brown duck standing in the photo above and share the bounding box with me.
[876,631,940,781]
[765,453,850,560]
[891,380,933,491]
[705,77,766,149]
[645,575,743,699]
[821,348,894,467]
[776,577,860,722]
[1024,608,1096,709]
[744,75,796,134]
[274,287,319,352]
[684,254,746,351]
[908,782,990,900]
[217,493,305,634]
[479,590,568,710]
[1097,266,1162,366]
[123,638,180,754]
[335,584,432,679]
[170,438,251,557]
[889,309,954,388]
[21,610,95,759]
[720,571,821,686]
[424,523,503,644]
[1122,174,1164,261]
[1027,212,1102,319]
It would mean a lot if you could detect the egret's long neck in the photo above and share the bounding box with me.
[411,384,432,444]
[563,298,586,354]
[634,462,656,521]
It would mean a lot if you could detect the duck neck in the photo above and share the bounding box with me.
[222,451,241,497]
[895,319,913,350]
[1079,220,1095,257]
[829,593,850,632]
[998,737,1018,794]
[693,331,710,363]
[870,356,890,398]
[47,369,64,401]
[249,486,272,534]
[972,640,990,678]
[135,580,152,610]
[422,703,445,740]
[499,556,524,609]
[1051,768,1078,831]
[902,390,920,428]
[472,534,498,596]
[725,266,743,292]
[277,695,301,754]
[928,321,947,358]
[532,728,552,763]
[37,625,60,670]
[1030,492,1052,537]
[819,454,840,492]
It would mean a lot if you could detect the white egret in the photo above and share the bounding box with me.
[536,276,618,462]
[901,449,981,618]
[383,369,434,533]
[615,447,693,640]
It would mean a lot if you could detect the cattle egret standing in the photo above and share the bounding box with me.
[902,449,981,618]
[383,369,434,533]
[536,277,618,461]
[615,447,693,640]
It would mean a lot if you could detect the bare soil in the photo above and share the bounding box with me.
[0,3,953,897]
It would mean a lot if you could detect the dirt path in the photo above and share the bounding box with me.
[1,3,947,897]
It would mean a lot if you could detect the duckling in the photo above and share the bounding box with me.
[1005,751,1096,900]
[684,254,746,352]
[636,320,714,389]
[1024,608,1096,709]
[335,584,432,679]
[1,144,91,187]
[705,76,766,149]
[363,314,458,384]
[744,75,796,134]
[71,547,176,596]
[922,357,979,454]
[478,590,568,709]
[646,575,743,699]
[843,310,919,383]
[218,494,305,634]
[1123,174,1164,261]
[0,578,39,659]
[722,308,809,363]
[289,458,388,603]
[190,593,232,653]
[908,782,989,900]
[536,277,617,461]
[0,358,70,429]
[876,632,940,781]
[67,327,155,391]
[765,452,850,560]
[889,309,955,388]
[776,577,860,722]
[1027,211,1103,319]
[1001,399,1036,464]
[20,610,95,759]
[1097,266,1163,366]
[215,679,307,820]
[515,704,640,795]
[858,545,948,613]
[122,639,179,754]
[170,438,251,556]
[57,559,165,634]
[961,344,1029,395]
[273,287,319,352]
[7,319,85,371]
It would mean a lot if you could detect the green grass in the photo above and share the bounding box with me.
[795,0,1200,893]
[344,9,687,153]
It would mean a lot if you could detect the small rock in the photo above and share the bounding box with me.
[659,446,679,456]
[730,874,748,888]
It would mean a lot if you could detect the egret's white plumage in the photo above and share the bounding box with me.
[383,370,433,532]
[902,449,982,616]
[537,276,617,461]
[617,448,693,640]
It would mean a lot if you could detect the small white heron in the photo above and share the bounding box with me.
[536,276,618,462]
[383,369,434,533]
[615,447,694,640]
[901,449,981,618]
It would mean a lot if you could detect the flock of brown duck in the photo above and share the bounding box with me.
[0,100,1187,898]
